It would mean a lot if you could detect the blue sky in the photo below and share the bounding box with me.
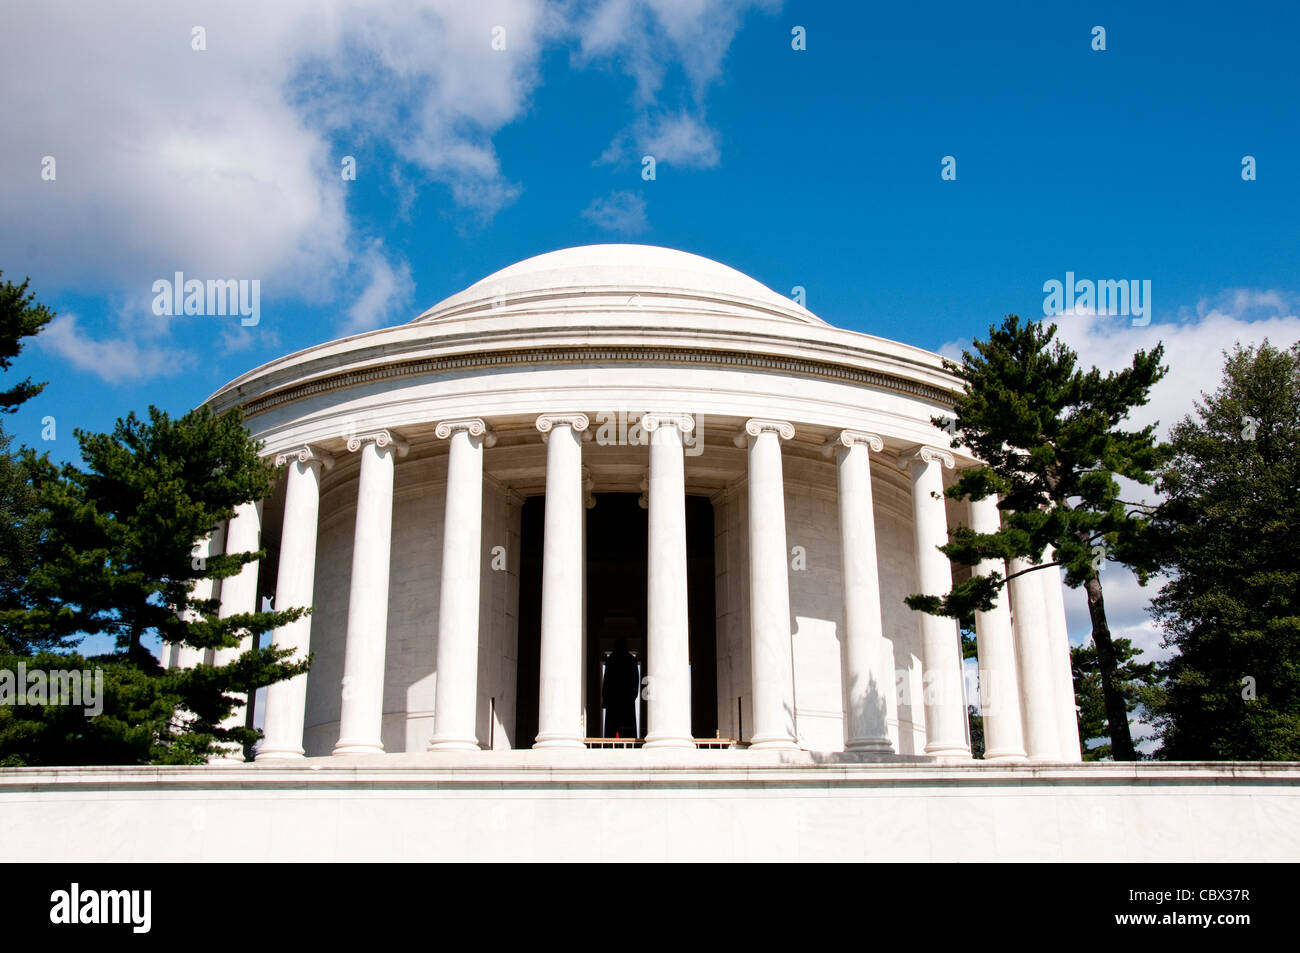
[2,1,1299,727]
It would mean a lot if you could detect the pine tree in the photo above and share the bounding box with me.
[1071,637,1157,760]
[1148,341,1300,759]
[906,315,1167,760]
[1,406,309,763]
[0,271,51,650]
[0,428,38,651]
[0,272,56,413]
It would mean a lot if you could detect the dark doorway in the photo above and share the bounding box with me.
[514,492,717,746]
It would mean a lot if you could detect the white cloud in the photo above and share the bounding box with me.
[948,295,1300,676]
[0,0,783,375]
[639,110,720,168]
[220,325,281,356]
[1049,292,1300,443]
[574,0,779,168]
[937,338,969,362]
[574,0,778,103]
[0,1,557,303]
[37,314,192,384]
[340,243,415,335]
[581,190,649,234]
[1050,292,1300,667]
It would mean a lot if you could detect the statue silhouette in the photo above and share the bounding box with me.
[602,637,640,738]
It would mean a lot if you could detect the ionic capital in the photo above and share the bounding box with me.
[346,429,410,457]
[733,418,795,447]
[274,445,335,471]
[642,412,695,433]
[436,417,496,447]
[896,445,955,471]
[536,413,590,435]
[822,429,884,457]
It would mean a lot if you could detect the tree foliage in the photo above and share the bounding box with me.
[0,272,56,413]
[0,429,39,650]
[1147,341,1300,759]
[0,406,309,763]
[906,315,1167,760]
[0,271,49,652]
[1071,636,1158,760]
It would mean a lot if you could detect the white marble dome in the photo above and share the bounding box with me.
[412,244,828,329]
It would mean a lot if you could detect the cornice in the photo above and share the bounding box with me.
[214,340,960,420]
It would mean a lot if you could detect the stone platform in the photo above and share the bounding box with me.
[4,752,1298,862]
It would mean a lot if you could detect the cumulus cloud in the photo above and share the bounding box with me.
[942,293,1300,676]
[1050,292,1300,444]
[639,110,720,168]
[574,0,779,168]
[581,190,649,234]
[0,1,780,385]
[340,243,415,335]
[1052,292,1300,674]
[0,1,557,297]
[573,0,778,103]
[37,314,192,385]
[293,0,561,219]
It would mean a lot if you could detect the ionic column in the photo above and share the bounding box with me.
[968,495,1027,761]
[1010,557,1060,760]
[428,418,494,751]
[534,414,589,748]
[642,412,695,749]
[213,502,263,760]
[581,465,594,737]
[898,446,970,758]
[176,521,225,670]
[334,429,408,755]
[826,429,893,753]
[737,418,798,750]
[1040,547,1082,761]
[257,446,333,760]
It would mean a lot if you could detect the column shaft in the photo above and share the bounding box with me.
[743,419,798,750]
[1010,557,1061,760]
[177,521,225,669]
[534,415,588,748]
[429,421,490,750]
[213,502,262,760]
[1040,548,1083,761]
[258,448,329,759]
[904,448,970,758]
[643,414,694,749]
[968,496,1027,761]
[833,432,893,753]
[335,433,403,755]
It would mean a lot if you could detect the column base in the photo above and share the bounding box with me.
[533,732,585,749]
[748,736,800,750]
[925,742,973,759]
[845,737,896,754]
[254,745,305,761]
[427,737,481,751]
[643,735,695,749]
[983,748,1029,763]
[333,740,385,756]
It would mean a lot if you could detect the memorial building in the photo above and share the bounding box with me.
[11,245,1293,863]
[191,244,1082,763]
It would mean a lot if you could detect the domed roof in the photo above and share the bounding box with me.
[410,244,827,328]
